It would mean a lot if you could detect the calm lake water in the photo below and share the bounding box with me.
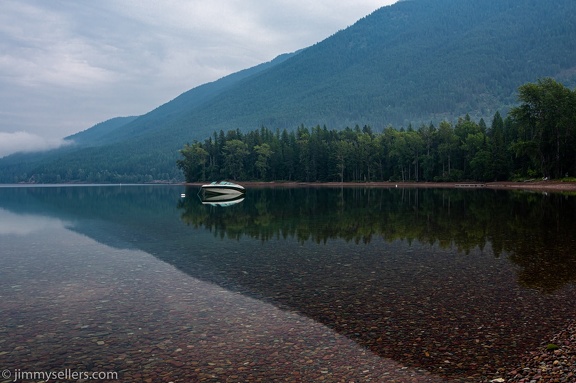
[1,184,575,383]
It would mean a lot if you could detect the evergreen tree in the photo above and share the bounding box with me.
[510,78,576,178]
[223,140,249,180]
[254,143,274,180]
[490,111,509,180]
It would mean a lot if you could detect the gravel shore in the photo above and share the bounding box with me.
[488,320,576,383]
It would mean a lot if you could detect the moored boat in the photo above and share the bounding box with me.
[199,181,245,196]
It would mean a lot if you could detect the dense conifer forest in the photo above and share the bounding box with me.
[178,79,576,183]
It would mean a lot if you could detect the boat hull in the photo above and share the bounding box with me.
[200,182,245,196]
[201,187,244,196]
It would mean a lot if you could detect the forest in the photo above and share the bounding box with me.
[178,79,576,183]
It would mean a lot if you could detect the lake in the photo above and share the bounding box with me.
[1,184,575,382]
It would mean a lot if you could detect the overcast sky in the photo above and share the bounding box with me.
[0,0,397,158]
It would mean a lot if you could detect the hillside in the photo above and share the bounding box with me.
[1,0,575,183]
[66,116,138,146]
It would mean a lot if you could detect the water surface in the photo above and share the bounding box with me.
[1,185,575,382]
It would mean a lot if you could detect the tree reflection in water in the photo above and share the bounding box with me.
[179,186,576,293]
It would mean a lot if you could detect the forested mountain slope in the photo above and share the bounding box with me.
[67,116,138,146]
[1,0,575,183]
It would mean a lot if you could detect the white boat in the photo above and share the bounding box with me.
[199,181,245,196]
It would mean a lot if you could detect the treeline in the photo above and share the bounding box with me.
[3,145,180,184]
[178,79,576,183]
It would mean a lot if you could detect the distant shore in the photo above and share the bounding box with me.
[187,180,576,193]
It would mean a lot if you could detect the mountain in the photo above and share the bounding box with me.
[67,116,138,146]
[0,52,298,183]
[1,0,575,183]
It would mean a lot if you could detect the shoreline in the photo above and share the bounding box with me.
[187,180,576,193]
[502,319,576,383]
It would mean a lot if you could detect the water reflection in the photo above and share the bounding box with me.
[1,185,576,381]
[199,193,245,206]
[0,207,69,235]
[174,186,576,379]
[2,202,425,383]
[179,186,576,293]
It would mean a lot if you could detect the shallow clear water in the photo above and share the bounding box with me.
[1,185,575,382]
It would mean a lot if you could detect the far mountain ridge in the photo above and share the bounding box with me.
[65,51,300,147]
[1,0,575,183]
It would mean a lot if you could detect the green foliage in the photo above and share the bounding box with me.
[254,143,273,180]
[509,78,576,179]
[223,139,249,180]
[177,142,209,181]
[179,79,576,183]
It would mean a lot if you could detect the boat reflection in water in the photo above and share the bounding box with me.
[199,193,245,207]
